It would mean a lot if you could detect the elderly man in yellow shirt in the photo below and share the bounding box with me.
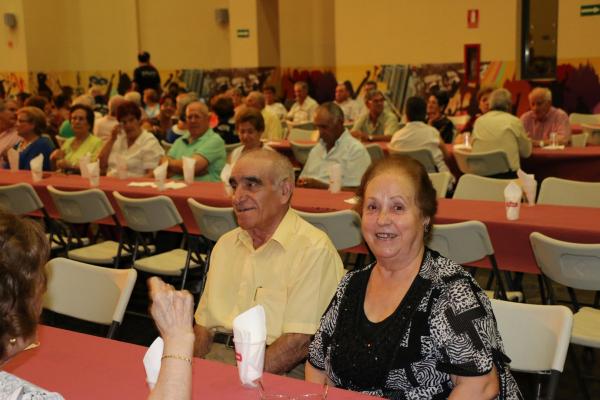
[193,149,344,379]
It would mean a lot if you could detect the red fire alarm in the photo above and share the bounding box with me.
[467,9,479,29]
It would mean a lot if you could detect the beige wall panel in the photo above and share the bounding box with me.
[229,0,259,68]
[557,0,600,59]
[0,0,28,72]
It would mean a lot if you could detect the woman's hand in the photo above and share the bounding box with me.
[148,277,194,342]
[110,124,121,142]
[50,149,64,161]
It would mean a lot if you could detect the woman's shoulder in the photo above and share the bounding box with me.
[421,248,472,284]
[0,371,64,399]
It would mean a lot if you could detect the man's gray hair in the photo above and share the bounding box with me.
[365,89,384,102]
[247,91,265,109]
[317,102,344,125]
[294,81,308,91]
[529,87,552,103]
[489,88,513,112]
[239,148,295,188]
[108,95,125,116]
[186,101,209,116]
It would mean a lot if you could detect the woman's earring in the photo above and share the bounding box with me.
[9,338,17,345]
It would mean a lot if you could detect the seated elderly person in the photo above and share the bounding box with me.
[334,83,362,123]
[352,90,400,142]
[390,96,453,177]
[98,100,164,177]
[297,103,371,190]
[306,156,522,399]
[245,91,283,141]
[427,91,455,144]
[520,87,570,147]
[194,149,344,378]
[262,85,287,121]
[471,88,532,179]
[14,107,54,171]
[51,104,103,173]
[162,101,225,182]
[228,107,273,167]
[93,95,126,143]
[0,99,20,166]
[287,81,319,124]
[211,95,239,144]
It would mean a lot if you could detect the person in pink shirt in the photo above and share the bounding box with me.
[520,87,570,146]
[0,99,21,167]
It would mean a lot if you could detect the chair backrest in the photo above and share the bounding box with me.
[447,114,470,128]
[428,172,452,198]
[113,191,183,232]
[491,299,573,373]
[537,177,600,208]
[570,132,588,148]
[530,232,600,291]
[44,257,137,328]
[453,174,515,201]
[454,148,511,176]
[294,209,362,250]
[569,113,600,125]
[388,146,437,172]
[187,198,238,242]
[365,143,384,164]
[428,220,493,264]
[289,140,316,165]
[0,183,44,215]
[48,185,115,223]
[287,128,318,142]
[224,142,243,154]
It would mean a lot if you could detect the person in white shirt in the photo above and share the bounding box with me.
[297,102,371,189]
[287,81,318,124]
[244,91,283,141]
[98,100,164,177]
[334,83,361,123]
[390,96,454,180]
[93,95,126,143]
[262,85,287,121]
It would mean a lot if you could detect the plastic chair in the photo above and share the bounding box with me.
[388,146,437,172]
[454,148,511,176]
[290,140,316,166]
[44,257,137,338]
[287,127,318,142]
[187,198,237,243]
[569,113,600,125]
[428,172,452,198]
[570,132,589,148]
[294,209,362,250]
[491,299,573,400]
[113,191,202,289]
[428,221,522,301]
[530,232,600,400]
[47,186,128,266]
[224,142,243,155]
[453,174,516,201]
[538,177,600,208]
[364,143,384,164]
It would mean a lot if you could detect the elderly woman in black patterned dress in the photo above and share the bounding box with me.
[305,156,522,399]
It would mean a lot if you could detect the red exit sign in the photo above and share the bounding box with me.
[467,9,479,28]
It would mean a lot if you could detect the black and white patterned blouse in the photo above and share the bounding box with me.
[308,249,522,399]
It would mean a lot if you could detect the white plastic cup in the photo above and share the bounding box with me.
[233,339,266,388]
[550,132,557,147]
[31,170,43,183]
[328,163,342,194]
[505,199,521,220]
[89,175,99,187]
[156,179,165,191]
[464,132,471,148]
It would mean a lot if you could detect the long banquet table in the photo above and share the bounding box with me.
[2,171,600,275]
[3,325,377,399]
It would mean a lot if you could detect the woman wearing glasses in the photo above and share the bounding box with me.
[14,107,54,171]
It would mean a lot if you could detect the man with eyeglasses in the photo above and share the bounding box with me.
[351,90,400,142]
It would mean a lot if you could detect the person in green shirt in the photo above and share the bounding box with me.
[163,101,225,182]
[51,104,103,173]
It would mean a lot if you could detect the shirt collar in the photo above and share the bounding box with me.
[236,208,295,252]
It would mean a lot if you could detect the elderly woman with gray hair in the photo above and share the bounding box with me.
[470,88,532,179]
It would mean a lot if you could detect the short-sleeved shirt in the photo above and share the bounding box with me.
[335,99,362,122]
[262,108,284,140]
[299,130,371,188]
[107,130,165,177]
[0,127,21,166]
[133,64,161,93]
[308,249,522,399]
[265,102,287,121]
[167,129,226,182]
[287,96,319,124]
[0,371,64,400]
[17,136,53,171]
[390,121,451,174]
[353,110,400,136]
[61,134,103,167]
[195,209,345,345]
[520,107,571,142]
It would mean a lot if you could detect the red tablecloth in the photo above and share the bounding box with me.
[3,325,377,399]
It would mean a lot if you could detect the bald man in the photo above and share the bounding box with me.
[520,87,570,147]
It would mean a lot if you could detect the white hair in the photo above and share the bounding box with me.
[489,89,513,112]
[529,87,552,103]
[124,91,142,106]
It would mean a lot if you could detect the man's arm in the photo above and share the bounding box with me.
[296,177,328,189]
[264,333,311,374]
[163,154,209,176]
[193,324,213,358]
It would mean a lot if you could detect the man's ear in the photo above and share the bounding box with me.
[279,178,293,204]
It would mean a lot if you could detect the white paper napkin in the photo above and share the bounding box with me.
[30,154,44,182]
[116,154,128,179]
[153,161,168,191]
[143,337,164,390]
[220,164,233,196]
[7,148,19,171]
[182,156,196,184]
[232,305,267,387]
[328,163,342,193]
[87,161,100,187]
[504,181,522,220]
[517,169,537,206]
[79,153,91,177]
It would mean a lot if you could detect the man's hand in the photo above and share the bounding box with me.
[264,333,311,374]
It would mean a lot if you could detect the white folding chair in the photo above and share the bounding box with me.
[287,126,318,142]
[47,186,128,266]
[530,232,600,400]
[225,142,243,155]
[187,198,237,243]
[569,113,600,125]
[454,148,511,177]
[113,191,202,289]
[491,299,573,400]
[364,143,384,164]
[294,209,362,251]
[290,140,316,166]
[570,132,589,148]
[428,221,522,301]
[428,172,452,198]
[538,177,600,208]
[453,174,515,201]
[388,146,437,172]
[44,257,137,338]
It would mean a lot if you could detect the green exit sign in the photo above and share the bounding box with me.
[581,4,600,16]
[237,29,250,38]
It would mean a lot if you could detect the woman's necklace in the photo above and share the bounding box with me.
[17,136,37,152]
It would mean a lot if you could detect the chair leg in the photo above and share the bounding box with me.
[567,287,581,311]
[570,345,591,400]
[545,370,560,400]
[485,271,494,290]
[107,321,120,339]
[538,275,548,304]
